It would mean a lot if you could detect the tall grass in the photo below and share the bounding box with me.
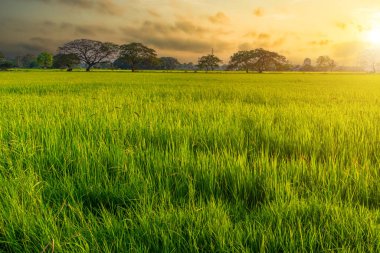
[0,72,380,252]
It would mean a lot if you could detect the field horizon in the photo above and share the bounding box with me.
[1,71,380,252]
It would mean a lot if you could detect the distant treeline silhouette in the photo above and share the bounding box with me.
[0,38,366,72]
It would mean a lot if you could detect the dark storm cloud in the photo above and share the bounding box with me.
[17,0,125,15]
[37,20,115,36]
[123,20,209,35]
[146,37,214,52]
[22,37,60,53]
[0,17,117,57]
[120,20,231,53]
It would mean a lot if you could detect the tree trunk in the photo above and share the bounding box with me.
[86,67,90,72]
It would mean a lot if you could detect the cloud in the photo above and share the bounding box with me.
[244,32,257,38]
[19,0,125,15]
[145,37,216,52]
[336,22,347,30]
[272,37,286,46]
[42,21,115,36]
[148,9,161,18]
[237,36,287,51]
[121,20,209,38]
[258,33,270,40]
[238,42,275,51]
[253,8,264,17]
[310,40,330,46]
[356,24,364,32]
[208,12,230,24]
[120,19,231,54]
[243,32,271,40]
[0,16,119,57]
[332,41,364,58]
[14,37,60,55]
[335,21,369,33]
[175,21,209,34]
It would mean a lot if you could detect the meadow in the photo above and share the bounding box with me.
[0,71,380,252]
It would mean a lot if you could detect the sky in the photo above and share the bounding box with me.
[1,0,380,65]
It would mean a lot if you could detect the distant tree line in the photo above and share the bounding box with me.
[0,38,357,72]
[295,56,336,72]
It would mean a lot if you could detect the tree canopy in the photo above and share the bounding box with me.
[2,38,350,72]
[228,50,257,73]
[37,52,53,69]
[228,49,287,73]
[197,54,222,71]
[316,56,336,72]
[59,39,119,71]
[299,58,314,71]
[0,52,13,71]
[53,53,80,71]
[118,43,157,72]
[21,54,38,68]
[159,57,180,70]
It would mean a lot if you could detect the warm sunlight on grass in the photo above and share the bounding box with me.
[1,72,380,252]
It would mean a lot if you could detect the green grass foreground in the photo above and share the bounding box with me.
[0,71,380,252]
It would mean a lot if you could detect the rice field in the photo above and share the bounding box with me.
[0,71,380,252]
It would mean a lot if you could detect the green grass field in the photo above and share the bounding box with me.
[1,71,380,252]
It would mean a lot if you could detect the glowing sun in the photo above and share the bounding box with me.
[367,28,380,44]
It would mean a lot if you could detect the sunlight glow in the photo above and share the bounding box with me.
[367,28,380,44]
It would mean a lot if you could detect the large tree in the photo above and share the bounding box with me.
[118,43,157,72]
[228,50,256,73]
[59,39,119,71]
[228,49,287,73]
[37,52,53,69]
[197,54,222,71]
[0,52,4,62]
[53,53,80,71]
[251,48,287,73]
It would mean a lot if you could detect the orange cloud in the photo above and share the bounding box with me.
[253,8,264,17]
[148,9,161,18]
[244,32,257,38]
[272,37,286,47]
[208,12,230,24]
[310,40,330,46]
[258,33,270,40]
[336,22,347,30]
